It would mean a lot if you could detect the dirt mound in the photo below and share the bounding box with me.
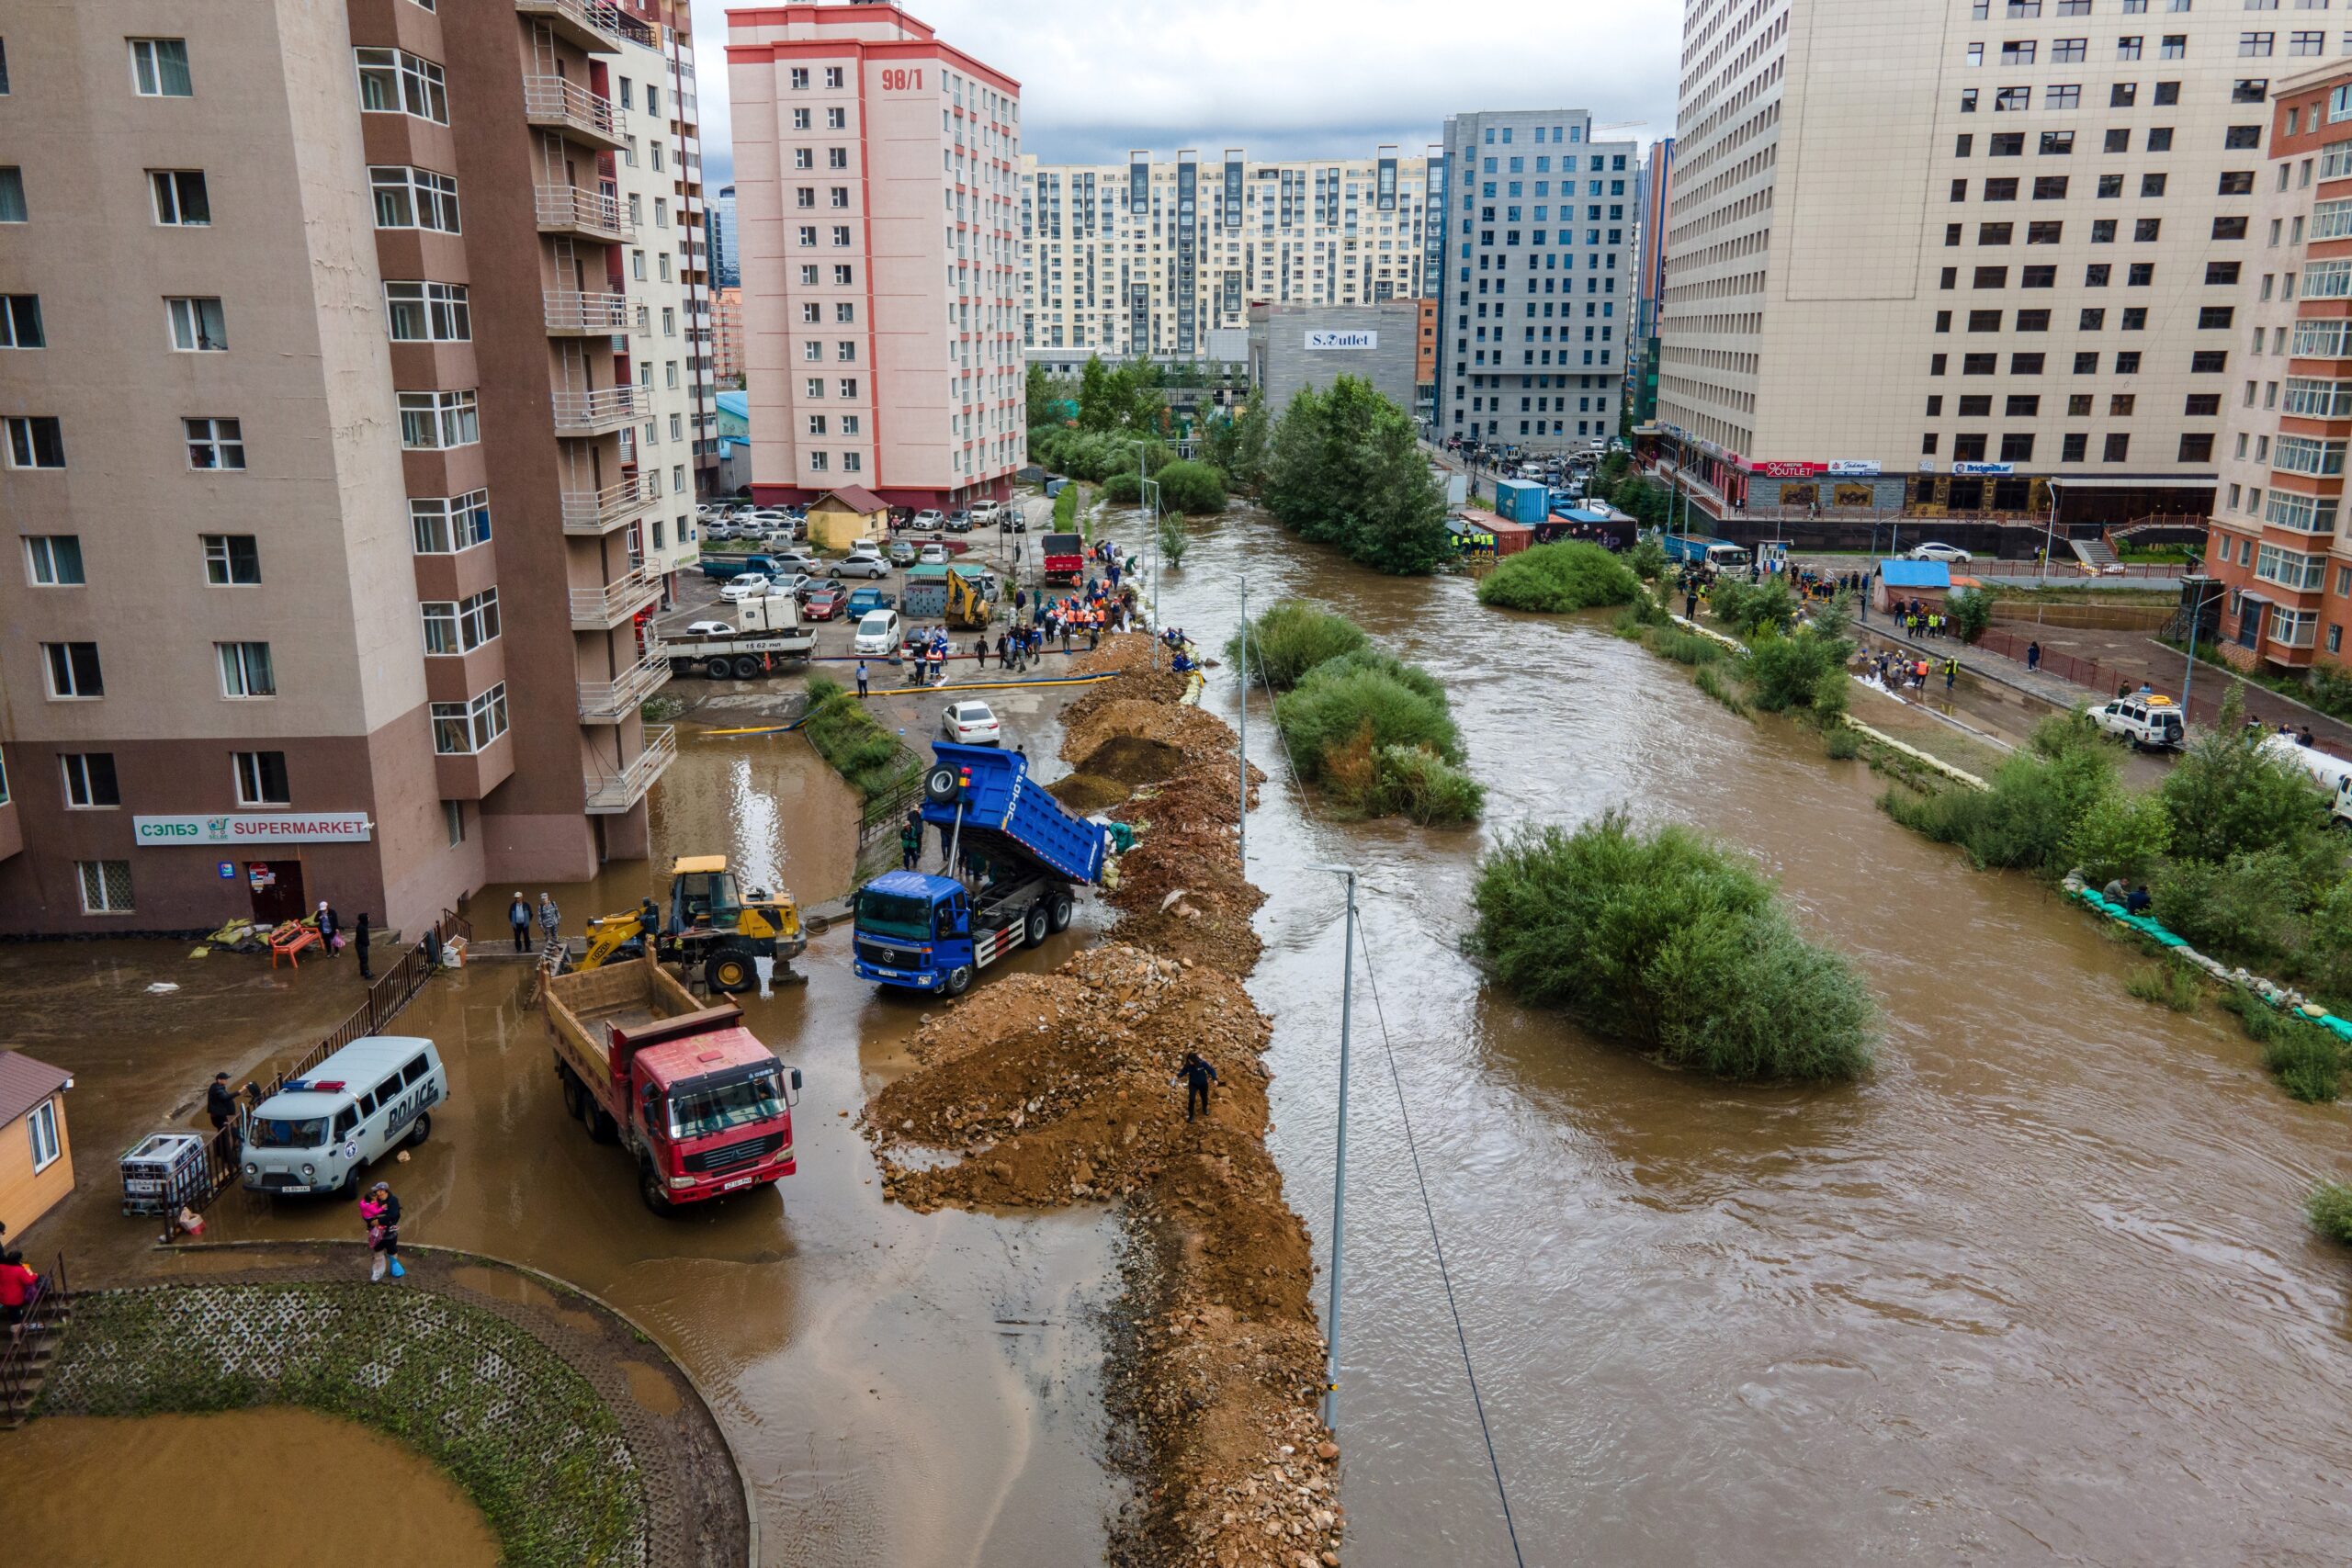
[1047,772,1132,813]
[1078,734,1184,786]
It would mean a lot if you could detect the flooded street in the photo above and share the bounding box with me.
[1128,506,2352,1564]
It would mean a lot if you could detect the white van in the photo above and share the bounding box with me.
[241,1035,447,1198]
[854,608,903,656]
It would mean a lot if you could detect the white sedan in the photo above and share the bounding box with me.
[1906,542,1973,564]
[718,574,774,603]
[942,700,1001,746]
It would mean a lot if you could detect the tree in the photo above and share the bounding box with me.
[1261,377,1450,575]
[1159,510,1189,569]
[1946,588,1995,645]
[2159,687,2334,866]
[1074,355,1163,434]
[1154,458,1227,513]
[1024,361,1055,424]
[1230,399,1270,491]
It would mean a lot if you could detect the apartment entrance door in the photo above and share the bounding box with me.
[247,860,306,925]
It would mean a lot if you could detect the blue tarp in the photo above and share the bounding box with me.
[1879,559,1953,589]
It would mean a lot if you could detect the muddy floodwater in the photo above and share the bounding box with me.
[1122,506,2352,1564]
[0,1408,499,1565]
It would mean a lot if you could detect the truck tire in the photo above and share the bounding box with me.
[703,660,729,680]
[943,963,974,997]
[1047,893,1075,932]
[560,1072,584,1121]
[732,655,764,681]
[706,950,756,993]
[925,764,962,805]
[590,1106,617,1145]
[407,1111,432,1146]
[338,1167,362,1201]
[1024,905,1049,947]
[639,1161,676,1216]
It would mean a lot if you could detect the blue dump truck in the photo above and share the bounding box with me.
[851,742,1112,997]
[1660,533,1753,573]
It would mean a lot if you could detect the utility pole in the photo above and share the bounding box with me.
[1311,864,1359,1434]
[1238,575,1248,865]
[2041,489,2058,583]
[2181,578,2213,718]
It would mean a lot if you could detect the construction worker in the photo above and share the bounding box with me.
[1942,657,1958,693]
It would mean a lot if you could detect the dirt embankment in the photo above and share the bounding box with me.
[868,633,1340,1568]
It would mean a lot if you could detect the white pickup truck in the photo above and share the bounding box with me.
[651,596,815,680]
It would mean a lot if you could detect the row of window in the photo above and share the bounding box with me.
[1924,347,2224,373]
[39,639,272,700]
[1948,215,2251,243]
[1959,77,2274,109]
[1951,173,2206,198]
[1918,431,2162,460]
[1964,31,2325,60]
[54,749,290,810]
[24,533,259,589]
[1935,303,2233,328]
[1956,127,2179,153]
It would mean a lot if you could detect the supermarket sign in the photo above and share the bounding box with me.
[133,814,373,847]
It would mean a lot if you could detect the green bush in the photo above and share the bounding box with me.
[2063,786,2174,884]
[1302,646,1447,706]
[1154,457,1227,513]
[2219,988,2343,1101]
[1102,470,1143,503]
[1373,744,1487,826]
[1650,628,1725,666]
[1275,664,1464,771]
[2309,1180,2352,1245]
[800,677,918,800]
[2124,962,2203,1012]
[1822,726,1862,761]
[1693,664,1748,715]
[1946,588,1996,645]
[1881,720,2117,872]
[2149,850,2309,968]
[2306,665,2352,724]
[1467,814,1875,1082]
[1475,541,1642,614]
[1158,510,1190,568]
[1052,481,1080,532]
[1744,632,1851,718]
[1627,536,1669,582]
[1226,600,1369,689]
[2160,690,2334,865]
[1261,375,1452,574]
[1708,577,1798,637]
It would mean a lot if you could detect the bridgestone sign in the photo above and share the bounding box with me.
[1304,331,1376,350]
[133,814,374,846]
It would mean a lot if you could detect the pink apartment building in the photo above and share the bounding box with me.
[727,4,1024,510]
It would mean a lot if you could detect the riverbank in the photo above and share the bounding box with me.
[865,631,1341,1568]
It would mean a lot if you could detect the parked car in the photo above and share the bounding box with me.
[941,699,1001,746]
[2088,694,2186,751]
[944,509,973,533]
[888,538,918,566]
[763,549,821,576]
[830,549,890,580]
[912,508,947,532]
[1005,507,1028,534]
[844,586,896,621]
[919,542,949,565]
[718,574,774,603]
[969,499,1002,525]
[854,609,903,656]
[803,584,847,621]
[1907,542,1973,564]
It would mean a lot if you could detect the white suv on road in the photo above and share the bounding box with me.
[2088,694,2185,750]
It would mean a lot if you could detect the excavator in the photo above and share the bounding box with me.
[943,565,995,631]
[572,855,808,992]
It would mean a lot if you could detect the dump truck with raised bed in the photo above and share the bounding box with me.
[542,958,802,1214]
[851,741,1113,997]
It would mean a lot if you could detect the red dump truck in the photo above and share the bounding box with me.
[1041,532,1085,585]
[542,959,801,1214]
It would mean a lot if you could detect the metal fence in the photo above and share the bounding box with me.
[856,742,930,846]
[0,1251,68,1422]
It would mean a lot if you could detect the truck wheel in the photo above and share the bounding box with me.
[1024,905,1049,947]
[732,655,764,681]
[703,660,729,680]
[1047,893,1075,932]
[590,1107,618,1145]
[943,964,974,997]
[338,1168,362,1201]
[407,1111,432,1146]
[639,1162,676,1216]
[924,765,961,804]
[560,1073,583,1121]
[707,951,756,993]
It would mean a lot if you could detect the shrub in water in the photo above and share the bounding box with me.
[1626,536,1669,582]
[1744,632,1850,717]
[1823,726,1861,761]
[2160,687,2335,864]
[2149,849,2308,969]
[1302,646,1447,707]
[1275,665,1464,773]
[1475,541,1641,614]
[2063,787,2173,885]
[1226,600,1369,689]
[1881,724,2117,873]
[1467,813,1875,1083]
[1707,577,1798,637]
[1374,744,1487,826]
[1650,628,1724,666]
[1693,664,1748,715]
[2309,1180,2352,1245]
[2219,987,2343,1102]
[2123,962,2202,1012]
[1154,457,1228,514]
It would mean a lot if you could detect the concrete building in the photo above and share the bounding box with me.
[713,284,745,383]
[1659,0,2283,525]
[708,181,740,288]
[1248,299,1424,421]
[1632,136,1673,424]
[1019,146,1434,361]
[612,1,716,597]
[0,0,674,937]
[729,4,1023,510]
[2203,64,2352,671]
[1435,110,1639,454]
[1415,297,1439,427]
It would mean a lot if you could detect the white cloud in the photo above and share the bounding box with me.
[695,0,1679,186]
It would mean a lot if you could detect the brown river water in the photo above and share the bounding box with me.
[15,504,2352,1565]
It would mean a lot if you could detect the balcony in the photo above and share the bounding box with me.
[578,654,673,722]
[560,474,656,534]
[515,0,625,52]
[536,184,633,243]
[584,725,677,813]
[569,566,660,629]
[522,74,628,152]
[546,288,631,335]
[550,384,639,435]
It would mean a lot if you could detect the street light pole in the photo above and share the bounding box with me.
[2041,489,2057,583]
[1238,574,1248,866]
[2182,577,2213,717]
[1309,863,1358,1434]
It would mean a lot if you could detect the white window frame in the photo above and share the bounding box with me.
[24,535,84,586]
[233,750,290,807]
[76,860,133,916]
[41,640,102,698]
[0,293,44,348]
[166,296,227,352]
[216,640,276,699]
[130,38,192,97]
[60,752,119,809]
[355,47,448,124]
[149,169,209,226]
[431,683,509,754]
[185,417,245,471]
[397,389,480,450]
[384,280,471,342]
[201,534,261,584]
[368,165,460,232]
[410,491,492,554]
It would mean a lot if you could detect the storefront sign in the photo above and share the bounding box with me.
[1305,331,1376,350]
[217,861,237,879]
[1753,460,1826,479]
[133,814,373,847]
[1827,460,1883,477]
[1951,461,2015,476]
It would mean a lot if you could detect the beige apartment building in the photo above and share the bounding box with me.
[1659,0,2308,525]
[0,0,673,937]
[729,4,1024,509]
[1019,147,1433,362]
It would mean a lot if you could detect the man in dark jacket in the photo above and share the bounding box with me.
[206,1072,238,1131]
[354,911,373,980]
[367,1182,405,1282]
[507,891,530,953]
[1175,1053,1219,1122]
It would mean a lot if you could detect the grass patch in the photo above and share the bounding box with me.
[801,673,922,801]
[1823,726,1861,761]
[1880,715,2115,872]
[1648,627,1725,666]
[1467,813,1876,1082]
[1254,634,1483,824]
[2124,961,2203,1012]
[1692,663,1748,716]
[2218,987,2344,1102]
[1475,541,1641,614]
[2309,1181,2352,1246]
[1226,600,1369,690]
[1371,743,1487,826]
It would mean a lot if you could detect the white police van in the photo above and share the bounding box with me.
[241,1035,447,1199]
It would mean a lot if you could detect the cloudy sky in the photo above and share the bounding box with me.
[691,0,1681,186]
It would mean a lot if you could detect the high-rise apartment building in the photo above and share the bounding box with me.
[1633,137,1674,423]
[713,286,746,384]
[613,2,716,596]
[1435,110,1639,454]
[0,0,674,936]
[2204,64,2352,672]
[1661,0,2278,524]
[708,182,740,288]
[1019,147,1433,362]
[729,4,1023,508]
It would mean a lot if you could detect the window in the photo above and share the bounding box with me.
[202,535,260,584]
[2123,306,2150,328]
[2163,33,2189,55]
[1970,309,2004,331]
[2018,308,2053,330]
[76,861,133,916]
[2064,432,2089,461]
[2105,433,2132,461]
[149,170,209,226]
[1955,434,1991,461]
[410,491,492,554]
[2243,29,2278,51]
[2156,80,2182,103]
[180,416,244,471]
[432,684,508,754]
[2149,127,2176,152]
[2235,77,2270,98]
[2216,215,2251,237]
[2013,353,2047,373]
[384,281,470,342]
[1986,177,2021,200]
[2219,171,2257,196]
[1996,86,2033,109]
[24,536,82,586]
[234,750,290,807]
[60,753,119,808]
[2042,130,2076,152]
[217,641,276,698]
[2083,307,2109,328]
[2190,350,2228,372]
[1992,132,2026,155]
[1962,395,1996,416]
[398,390,479,449]
[829,107,846,130]
[27,1098,61,1171]
[369,166,459,232]
[2268,489,2340,530]
[0,168,22,224]
[2033,176,2071,200]
[2186,393,2222,415]
[2054,36,2088,59]
[2001,433,2037,461]
[444,800,466,847]
[2120,34,2145,56]
[421,590,499,654]
[0,293,41,350]
[2308,258,2352,297]
[2293,318,2352,355]
[5,415,63,468]
[2029,221,2065,245]
[2003,39,2040,62]
[1964,352,1999,373]
[355,48,448,124]
[166,297,226,352]
[2134,218,2164,242]
[1981,221,2016,243]
[130,39,192,97]
[2051,84,2084,107]
[41,641,102,697]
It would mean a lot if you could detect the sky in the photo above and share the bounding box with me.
[690,0,1682,189]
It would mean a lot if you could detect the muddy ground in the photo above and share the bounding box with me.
[867,633,1339,1568]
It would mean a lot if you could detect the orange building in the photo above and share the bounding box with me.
[0,1052,74,1240]
[1416,298,1437,425]
[713,286,745,385]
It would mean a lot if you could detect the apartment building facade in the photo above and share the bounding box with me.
[708,181,740,288]
[1019,147,1433,364]
[0,0,673,937]
[729,4,1023,510]
[713,284,745,383]
[1435,110,1640,455]
[1660,0,2306,525]
[1633,136,1674,423]
[2204,63,2352,671]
